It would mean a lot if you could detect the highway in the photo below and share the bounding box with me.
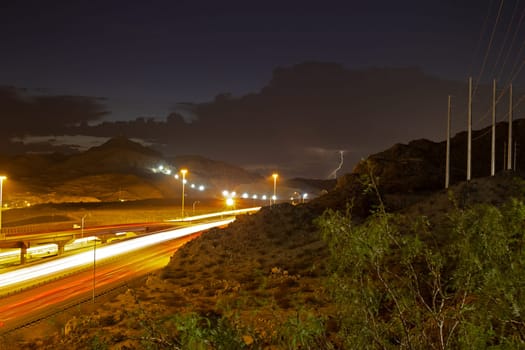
[0,218,235,333]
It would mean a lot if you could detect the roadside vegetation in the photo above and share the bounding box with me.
[3,174,525,349]
[319,195,525,348]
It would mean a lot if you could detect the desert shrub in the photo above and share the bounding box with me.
[99,314,118,327]
[208,317,248,350]
[169,313,211,349]
[448,198,525,348]
[317,196,525,349]
[161,312,248,350]
[276,310,329,350]
[90,333,109,350]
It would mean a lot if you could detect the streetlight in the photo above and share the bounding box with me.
[0,176,6,239]
[272,173,278,205]
[93,236,99,304]
[192,200,200,216]
[226,197,235,209]
[81,213,89,239]
[180,169,188,217]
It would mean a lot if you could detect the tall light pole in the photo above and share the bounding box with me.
[0,176,6,239]
[272,173,278,205]
[192,200,200,216]
[93,236,96,303]
[180,169,188,217]
[81,214,88,239]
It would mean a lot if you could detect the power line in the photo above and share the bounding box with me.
[468,0,496,78]
[496,3,525,80]
[473,0,506,97]
[490,0,522,78]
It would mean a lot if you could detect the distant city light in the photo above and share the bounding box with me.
[226,197,235,207]
[149,163,281,201]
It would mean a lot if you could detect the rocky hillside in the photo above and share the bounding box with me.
[0,137,264,205]
[3,119,525,348]
[351,118,525,193]
[6,169,525,349]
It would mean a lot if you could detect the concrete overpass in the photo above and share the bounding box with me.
[0,222,170,264]
[0,207,260,265]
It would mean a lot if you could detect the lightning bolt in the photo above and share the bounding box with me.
[328,150,345,179]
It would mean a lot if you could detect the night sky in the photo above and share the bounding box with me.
[1,0,524,178]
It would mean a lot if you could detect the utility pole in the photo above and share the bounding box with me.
[467,77,472,181]
[445,95,451,189]
[514,142,518,170]
[507,84,513,170]
[491,79,496,176]
[504,142,507,170]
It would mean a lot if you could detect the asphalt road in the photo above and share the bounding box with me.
[0,232,201,333]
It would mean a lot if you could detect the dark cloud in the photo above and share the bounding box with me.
[152,62,481,177]
[24,62,504,178]
[3,63,511,178]
[0,86,109,137]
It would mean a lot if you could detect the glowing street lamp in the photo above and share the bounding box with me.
[180,169,188,217]
[0,176,5,239]
[226,197,235,208]
[272,173,278,205]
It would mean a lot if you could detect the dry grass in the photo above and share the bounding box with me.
[1,198,224,228]
[2,202,333,349]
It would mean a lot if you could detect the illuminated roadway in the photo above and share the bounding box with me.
[0,217,237,333]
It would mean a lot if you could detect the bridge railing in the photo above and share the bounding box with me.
[1,222,77,236]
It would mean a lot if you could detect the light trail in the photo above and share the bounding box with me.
[167,207,260,222]
[0,218,234,295]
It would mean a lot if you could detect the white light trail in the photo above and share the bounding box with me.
[167,207,260,222]
[0,219,234,294]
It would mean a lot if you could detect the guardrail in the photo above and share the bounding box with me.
[1,222,76,235]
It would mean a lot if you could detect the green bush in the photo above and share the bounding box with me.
[317,197,525,349]
[277,310,329,350]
